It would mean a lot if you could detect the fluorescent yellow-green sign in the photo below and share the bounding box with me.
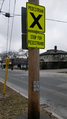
[27,32,45,49]
[26,2,45,33]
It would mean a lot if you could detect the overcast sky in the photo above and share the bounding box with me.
[0,0,67,54]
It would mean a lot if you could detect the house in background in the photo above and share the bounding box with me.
[39,46,67,69]
[1,46,67,70]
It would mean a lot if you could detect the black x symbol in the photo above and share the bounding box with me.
[30,12,42,29]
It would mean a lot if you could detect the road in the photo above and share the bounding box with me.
[0,68,67,119]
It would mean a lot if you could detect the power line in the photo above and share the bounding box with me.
[46,18,67,23]
[0,0,5,11]
[0,0,67,24]
[1,10,21,17]
[1,9,67,24]
[9,0,16,51]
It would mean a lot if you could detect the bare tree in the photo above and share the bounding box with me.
[0,49,28,69]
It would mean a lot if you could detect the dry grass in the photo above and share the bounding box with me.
[0,82,58,119]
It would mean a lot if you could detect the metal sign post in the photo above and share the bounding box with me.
[3,57,9,94]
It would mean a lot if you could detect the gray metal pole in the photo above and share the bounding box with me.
[28,0,40,119]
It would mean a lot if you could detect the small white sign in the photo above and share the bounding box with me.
[33,81,39,91]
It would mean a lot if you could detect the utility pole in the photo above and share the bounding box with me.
[28,0,40,119]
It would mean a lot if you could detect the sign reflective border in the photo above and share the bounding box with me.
[27,31,45,49]
[26,2,45,33]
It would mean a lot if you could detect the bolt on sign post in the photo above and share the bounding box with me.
[3,57,9,94]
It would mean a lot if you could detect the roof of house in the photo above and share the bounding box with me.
[40,49,67,56]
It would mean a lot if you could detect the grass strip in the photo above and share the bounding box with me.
[0,82,57,119]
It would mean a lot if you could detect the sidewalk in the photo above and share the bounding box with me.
[15,113,52,119]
